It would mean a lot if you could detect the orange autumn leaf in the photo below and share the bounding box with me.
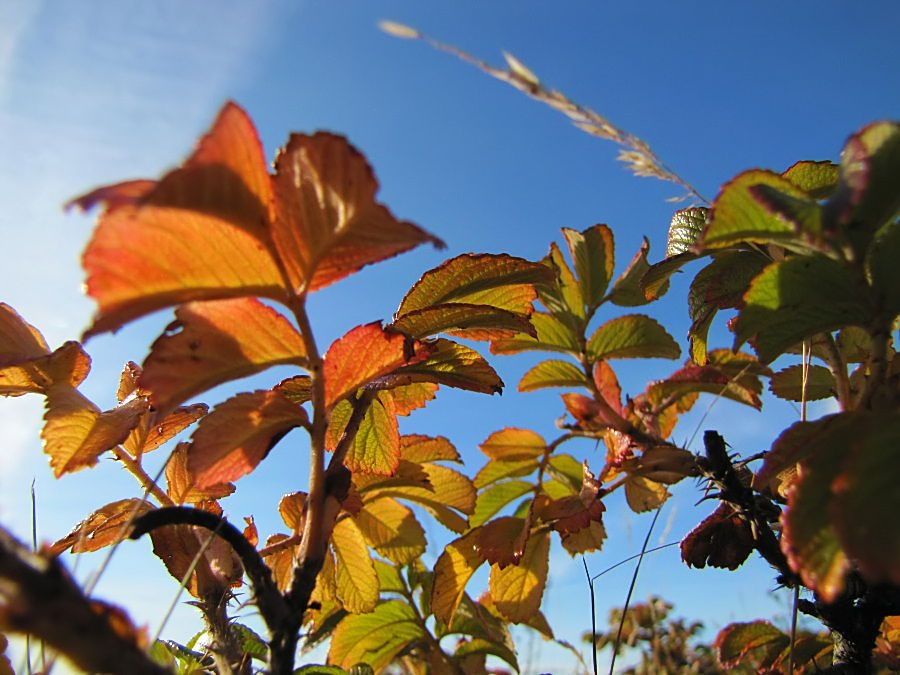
[475,516,530,569]
[123,402,208,458]
[41,385,148,477]
[0,340,91,396]
[164,443,235,505]
[323,322,433,409]
[74,103,287,338]
[187,389,308,488]
[50,498,155,555]
[140,298,307,414]
[0,303,50,363]
[271,132,444,293]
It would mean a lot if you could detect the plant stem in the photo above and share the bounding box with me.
[111,445,174,507]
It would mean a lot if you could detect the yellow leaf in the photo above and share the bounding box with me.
[431,530,485,624]
[331,516,378,613]
[490,529,550,623]
[356,498,426,564]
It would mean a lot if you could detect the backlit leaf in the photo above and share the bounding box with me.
[274,375,313,405]
[587,314,679,361]
[681,503,754,570]
[560,520,607,555]
[140,298,307,414]
[640,251,698,302]
[647,362,763,410]
[272,132,443,293]
[609,237,655,307]
[393,338,503,395]
[397,253,552,317]
[474,458,538,490]
[518,359,586,392]
[623,475,669,513]
[400,434,460,463]
[378,382,438,416]
[42,385,147,477]
[490,529,550,623]
[279,491,308,531]
[700,170,809,250]
[328,600,424,671]
[716,621,790,669]
[561,393,621,431]
[470,480,533,528]
[546,454,584,493]
[769,364,835,402]
[0,303,49,362]
[124,403,207,457]
[323,322,432,408]
[0,340,90,396]
[261,533,300,593]
[342,397,401,476]
[480,428,546,460]
[331,516,378,613]
[666,207,707,256]
[490,312,581,356]
[536,242,584,319]
[734,255,874,362]
[187,389,307,488]
[782,160,840,198]
[750,184,825,243]
[431,530,486,624]
[391,303,534,341]
[165,443,234,504]
[50,498,154,555]
[356,497,426,564]
[562,225,614,311]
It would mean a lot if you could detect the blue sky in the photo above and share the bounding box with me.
[2,2,899,672]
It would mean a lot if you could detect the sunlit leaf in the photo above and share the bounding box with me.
[681,503,754,571]
[700,170,810,250]
[0,303,49,362]
[479,428,546,460]
[0,340,90,396]
[397,253,552,317]
[716,621,790,670]
[140,298,307,414]
[124,403,208,457]
[400,434,460,463]
[149,518,242,598]
[344,396,401,475]
[560,520,607,555]
[470,480,533,528]
[431,530,486,624]
[750,184,825,243]
[323,322,432,408]
[490,529,550,623]
[609,237,655,307]
[261,533,299,593]
[393,338,503,395]
[50,498,154,555]
[518,359,585,392]
[594,360,623,413]
[42,385,147,477]
[490,312,581,356]
[546,454,584,493]
[782,160,840,198]
[165,443,235,504]
[622,445,697,484]
[536,242,584,320]
[561,393,621,431]
[356,497,426,564]
[328,600,424,671]
[734,255,875,362]
[187,389,307,488]
[278,491,307,531]
[665,207,707,256]
[330,516,379,613]
[379,382,438,416]
[274,374,313,405]
[623,475,669,513]
[586,314,679,361]
[391,303,534,341]
[562,225,614,311]
[647,362,764,410]
[272,132,444,292]
[640,251,698,302]
[769,364,835,402]
[473,458,538,490]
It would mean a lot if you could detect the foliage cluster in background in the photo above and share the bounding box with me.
[1,27,900,675]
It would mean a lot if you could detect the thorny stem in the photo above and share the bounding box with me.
[110,445,174,507]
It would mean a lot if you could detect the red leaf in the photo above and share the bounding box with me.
[323,322,433,409]
[681,503,754,570]
[141,298,307,414]
[475,516,530,569]
[271,132,444,292]
[593,361,622,414]
[188,390,308,488]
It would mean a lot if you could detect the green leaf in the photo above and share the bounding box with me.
[782,160,840,199]
[397,253,554,316]
[831,413,900,587]
[749,184,826,245]
[537,242,585,320]
[608,237,655,307]
[563,225,614,311]
[734,255,875,362]
[489,312,581,356]
[824,121,900,246]
[453,637,519,672]
[687,251,769,364]
[641,251,698,302]
[470,480,533,527]
[647,362,763,410]
[331,517,379,613]
[474,458,538,490]
[666,207,707,256]
[373,559,406,593]
[342,397,401,476]
[587,314,680,361]
[545,453,583,493]
[715,621,790,670]
[356,498,426,564]
[868,221,900,318]
[328,600,425,671]
[769,364,836,402]
[390,303,535,341]
[230,623,267,661]
[294,666,348,675]
[518,359,586,392]
[700,170,810,250]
